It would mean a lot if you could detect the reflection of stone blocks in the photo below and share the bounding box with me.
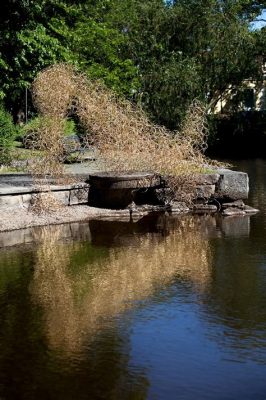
[0,228,33,248]
[220,215,250,237]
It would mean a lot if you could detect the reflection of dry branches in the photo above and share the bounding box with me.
[30,216,212,357]
[29,64,222,205]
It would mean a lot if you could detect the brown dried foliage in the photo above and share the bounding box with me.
[29,63,219,205]
[31,64,76,118]
[29,192,64,215]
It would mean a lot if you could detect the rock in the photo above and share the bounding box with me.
[196,173,220,185]
[193,204,218,213]
[244,205,259,214]
[216,170,249,200]
[222,200,245,209]
[170,202,189,214]
[69,186,89,205]
[221,201,259,215]
[153,187,175,205]
[0,195,23,209]
[21,194,32,209]
[222,207,246,216]
[195,185,216,199]
[52,191,70,206]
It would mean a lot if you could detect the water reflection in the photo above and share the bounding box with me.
[1,187,266,399]
[201,159,266,364]
[30,215,213,356]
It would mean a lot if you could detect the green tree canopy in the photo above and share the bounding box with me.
[107,0,266,128]
[0,0,139,114]
[0,0,265,129]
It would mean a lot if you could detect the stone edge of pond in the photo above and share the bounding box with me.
[0,168,259,233]
[0,203,189,233]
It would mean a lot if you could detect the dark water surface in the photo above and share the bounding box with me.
[1,160,266,400]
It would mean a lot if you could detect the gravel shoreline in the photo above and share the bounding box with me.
[0,205,150,232]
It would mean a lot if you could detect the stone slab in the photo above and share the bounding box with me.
[244,205,259,214]
[0,195,23,209]
[215,170,249,200]
[193,204,218,213]
[69,187,89,205]
[222,200,245,209]
[0,183,88,195]
[222,207,246,216]
[195,173,220,185]
[195,185,216,199]
[52,191,70,206]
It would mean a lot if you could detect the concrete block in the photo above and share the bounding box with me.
[0,195,23,208]
[196,185,216,199]
[22,194,32,208]
[193,204,217,213]
[216,170,249,200]
[196,173,220,185]
[69,187,89,205]
[52,191,70,205]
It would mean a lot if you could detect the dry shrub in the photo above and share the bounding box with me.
[27,65,76,209]
[30,63,220,205]
[26,116,65,177]
[75,74,213,201]
[29,192,64,214]
[76,76,208,175]
[32,64,76,118]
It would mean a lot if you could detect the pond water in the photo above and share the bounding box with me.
[1,159,266,400]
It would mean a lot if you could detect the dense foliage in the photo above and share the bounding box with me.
[0,107,17,164]
[0,0,265,129]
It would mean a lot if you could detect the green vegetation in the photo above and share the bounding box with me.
[22,116,76,144]
[0,106,17,164]
[0,0,265,162]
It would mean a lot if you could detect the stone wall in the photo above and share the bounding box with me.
[0,170,257,217]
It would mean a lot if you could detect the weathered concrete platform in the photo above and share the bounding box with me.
[0,169,251,213]
[0,173,89,209]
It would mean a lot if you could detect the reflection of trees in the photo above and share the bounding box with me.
[196,160,266,363]
[30,215,212,356]
[2,207,266,398]
[201,232,266,363]
[0,230,149,400]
